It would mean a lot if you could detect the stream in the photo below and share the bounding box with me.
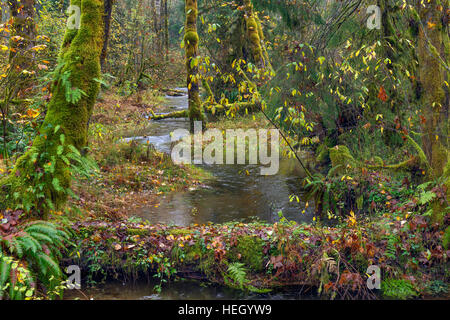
[125,88,315,226]
[67,89,317,300]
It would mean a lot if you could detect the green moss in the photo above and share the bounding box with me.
[328,145,357,170]
[198,251,216,276]
[170,228,192,236]
[243,0,265,67]
[127,228,151,236]
[183,242,204,264]
[184,31,199,44]
[443,226,450,251]
[315,143,330,164]
[184,0,206,129]
[373,156,384,166]
[229,235,264,272]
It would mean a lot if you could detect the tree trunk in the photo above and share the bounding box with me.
[164,0,169,61]
[416,1,449,222]
[7,0,37,99]
[100,0,113,71]
[8,0,36,71]
[242,0,270,70]
[0,0,105,217]
[185,0,205,131]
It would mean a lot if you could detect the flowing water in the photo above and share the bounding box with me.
[69,89,317,300]
[124,88,315,226]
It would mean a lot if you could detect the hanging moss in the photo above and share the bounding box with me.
[315,143,330,164]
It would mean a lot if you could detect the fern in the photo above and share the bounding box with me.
[418,191,436,205]
[384,234,398,260]
[227,262,247,289]
[35,252,62,278]
[0,216,69,299]
[0,256,12,298]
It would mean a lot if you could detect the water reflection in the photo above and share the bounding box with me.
[65,280,317,300]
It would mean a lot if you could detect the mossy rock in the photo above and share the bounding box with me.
[329,145,357,170]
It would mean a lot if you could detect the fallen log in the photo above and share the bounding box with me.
[159,88,187,96]
[150,110,189,120]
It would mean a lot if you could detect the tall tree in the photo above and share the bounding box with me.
[185,0,205,131]
[163,0,169,61]
[8,0,37,73]
[0,0,105,217]
[100,0,114,71]
[416,1,449,221]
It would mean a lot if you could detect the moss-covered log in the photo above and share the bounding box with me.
[150,110,188,121]
[68,214,449,298]
[0,0,105,217]
[185,0,206,131]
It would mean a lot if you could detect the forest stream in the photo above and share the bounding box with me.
[125,88,316,226]
[66,89,317,300]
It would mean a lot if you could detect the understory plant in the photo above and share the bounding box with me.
[0,209,70,299]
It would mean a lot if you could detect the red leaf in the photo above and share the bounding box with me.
[378,86,388,102]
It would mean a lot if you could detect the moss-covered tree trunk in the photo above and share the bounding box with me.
[416,1,449,222]
[242,0,272,71]
[0,0,105,217]
[185,0,205,131]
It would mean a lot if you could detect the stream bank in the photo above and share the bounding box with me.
[64,89,449,300]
